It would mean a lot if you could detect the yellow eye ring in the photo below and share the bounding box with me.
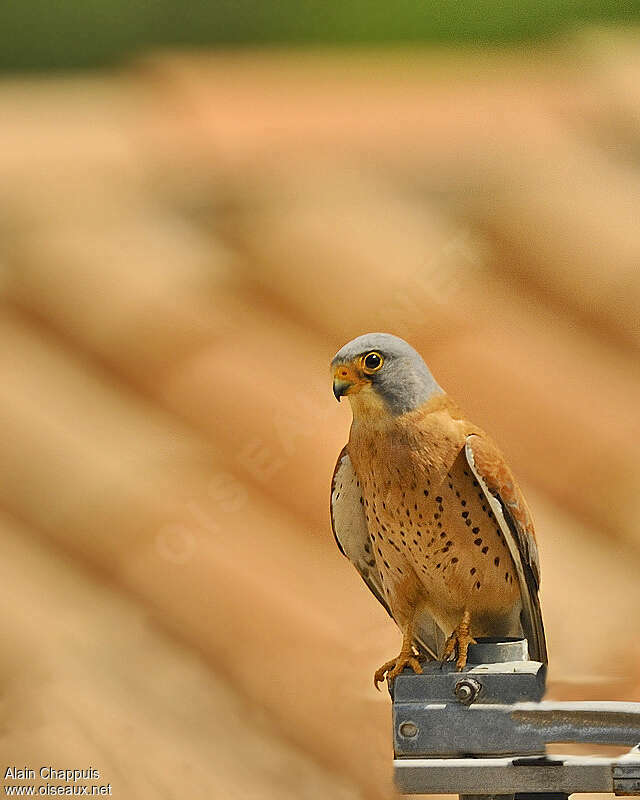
[361,351,384,374]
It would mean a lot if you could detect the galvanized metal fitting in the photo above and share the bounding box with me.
[613,762,640,795]
[455,677,481,705]
[398,720,419,738]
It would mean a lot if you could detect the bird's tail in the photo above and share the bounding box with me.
[520,566,548,664]
[414,613,447,661]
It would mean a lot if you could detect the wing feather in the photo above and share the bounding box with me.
[464,433,548,664]
[330,447,392,615]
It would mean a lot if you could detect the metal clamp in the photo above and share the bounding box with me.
[391,639,640,796]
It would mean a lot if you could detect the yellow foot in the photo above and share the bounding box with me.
[374,652,423,690]
[442,610,477,671]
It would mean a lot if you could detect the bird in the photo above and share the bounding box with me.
[329,332,547,688]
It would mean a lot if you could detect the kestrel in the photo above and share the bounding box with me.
[330,333,547,688]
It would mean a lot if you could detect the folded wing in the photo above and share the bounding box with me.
[464,433,548,663]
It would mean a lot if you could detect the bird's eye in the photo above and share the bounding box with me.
[362,351,384,374]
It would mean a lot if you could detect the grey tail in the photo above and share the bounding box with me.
[520,563,548,664]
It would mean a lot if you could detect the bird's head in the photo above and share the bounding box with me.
[331,333,442,419]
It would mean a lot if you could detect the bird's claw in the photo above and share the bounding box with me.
[373,652,423,690]
[442,611,476,671]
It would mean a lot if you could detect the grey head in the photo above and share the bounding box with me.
[331,332,443,416]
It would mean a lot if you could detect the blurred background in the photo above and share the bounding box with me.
[1,3,640,798]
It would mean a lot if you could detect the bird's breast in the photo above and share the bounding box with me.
[348,426,522,632]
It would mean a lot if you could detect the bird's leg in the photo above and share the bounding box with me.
[442,609,476,671]
[373,614,423,690]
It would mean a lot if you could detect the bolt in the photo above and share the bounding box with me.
[454,677,481,705]
[398,721,418,738]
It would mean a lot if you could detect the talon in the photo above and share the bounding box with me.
[373,652,422,689]
[456,635,477,671]
[441,610,475,670]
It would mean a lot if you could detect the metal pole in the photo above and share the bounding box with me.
[462,640,527,800]
[461,794,514,800]
[461,643,567,800]
[459,642,566,800]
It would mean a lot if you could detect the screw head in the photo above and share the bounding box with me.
[398,721,418,738]
[454,677,481,705]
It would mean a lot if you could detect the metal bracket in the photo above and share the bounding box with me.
[391,639,640,796]
[395,754,637,795]
[614,749,640,796]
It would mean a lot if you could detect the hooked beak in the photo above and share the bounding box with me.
[333,378,352,401]
[332,362,366,401]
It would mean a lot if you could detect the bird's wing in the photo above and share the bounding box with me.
[330,447,390,612]
[464,433,548,663]
[330,447,442,659]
